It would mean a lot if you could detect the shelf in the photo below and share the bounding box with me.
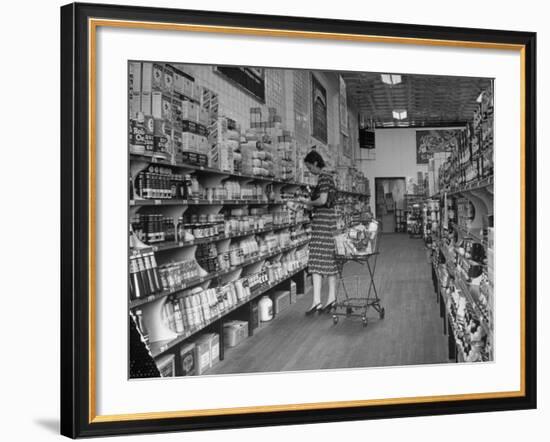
[142,220,311,252]
[130,198,287,207]
[453,274,492,339]
[130,153,311,187]
[149,264,308,358]
[130,153,370,197]
[130,240,310,309]
[437,244,492,339]
[437,175,494,198]
[449,222,483,243]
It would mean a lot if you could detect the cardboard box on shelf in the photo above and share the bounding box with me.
[154,119,171,154]
[223,320,249,348]
[289,280,297,304]
[206,333,220,366]
[152,92,172,121]
[194,336,211,375]
[271,290,291,315]
[210,142,234,172]
[129,62,142,94]
[155,354,175,377]
[163,64,174,94]
[129,94,141,119]
[181,100,198,122]
[179,343,196,376]
[143,115,155,152]
[171,65,185,95]
[140,92,152,116]
[250,300,260,330]
[141,62,164,94]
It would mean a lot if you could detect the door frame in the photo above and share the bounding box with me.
[374,176,406,223]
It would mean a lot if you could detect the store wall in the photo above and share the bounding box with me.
[182,64,360,170]
[358,127,461,217]
[178,65,289,130]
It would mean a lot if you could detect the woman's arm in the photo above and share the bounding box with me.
[302,192,327,209]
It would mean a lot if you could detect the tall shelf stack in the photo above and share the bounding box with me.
[429,81,494,363]
[128,62,370,377]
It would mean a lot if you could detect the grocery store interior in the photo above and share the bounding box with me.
[128,63,494,378]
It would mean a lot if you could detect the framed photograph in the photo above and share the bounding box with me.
[61,2,536,438]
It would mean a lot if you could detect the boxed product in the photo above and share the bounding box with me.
[153,119,171,154]
[204,333,220,366]
[152,92,172,121]
[223,320,249,348]
[171,65,185,94]
[155,354,175,377]
[182,132,199,151]
[194,335,211,375]
[182,101,199,122]
[289,280,297,304]
[179,343,196,376]
[171,96,183,129]
[210,142,234,172]
[140,92,152,116]
[163,64,174,93]
[182,76,194,98]
[143,115,155,153]
[172,129,183,155]
[129,62,142,94]
[129,94,141,119]
[249,300,260,331]
[129,118,145,154]
[271,290,291,315]
[141,62,164,93]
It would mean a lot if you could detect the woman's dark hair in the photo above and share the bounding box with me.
[304,150,325,168]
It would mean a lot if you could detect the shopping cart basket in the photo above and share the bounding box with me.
[330,220,385,327]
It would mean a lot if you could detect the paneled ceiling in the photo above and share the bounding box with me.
[339,72,492,128]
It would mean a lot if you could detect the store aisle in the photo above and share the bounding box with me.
[207,234,448,375]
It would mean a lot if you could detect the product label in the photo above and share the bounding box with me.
[181,351,195,375]
[152,63,163,90]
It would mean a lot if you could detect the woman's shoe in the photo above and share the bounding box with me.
[320,301,336,314]
[305,303,322,316]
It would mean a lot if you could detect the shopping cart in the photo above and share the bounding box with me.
[330,220,385,327]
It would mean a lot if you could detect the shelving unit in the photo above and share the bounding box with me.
[130,240,309,310]
[129,148,369,375]
[149,264,308,358]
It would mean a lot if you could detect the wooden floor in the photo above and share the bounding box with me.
[208,233,448,375]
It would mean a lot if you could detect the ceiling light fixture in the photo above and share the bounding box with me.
[381,74,402,85]
[392,109,407,120]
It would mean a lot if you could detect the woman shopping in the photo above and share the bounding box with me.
[299,150,338,316]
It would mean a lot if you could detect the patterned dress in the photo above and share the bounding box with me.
[308,173,338,276]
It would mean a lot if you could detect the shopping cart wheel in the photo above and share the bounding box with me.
[362,316,368,327]
[332,315,339,325]
[379,307,385,319]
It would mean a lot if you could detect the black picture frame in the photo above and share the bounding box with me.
[61,2,537,438]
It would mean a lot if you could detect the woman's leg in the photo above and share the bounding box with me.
[310,273,322,309]
[326,274,337,305]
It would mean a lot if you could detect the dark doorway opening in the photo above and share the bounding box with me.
[374,177,406,233]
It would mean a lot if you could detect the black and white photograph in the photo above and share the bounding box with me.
[128,63,495,379]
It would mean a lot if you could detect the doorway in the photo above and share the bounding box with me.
[374,177,406,233]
